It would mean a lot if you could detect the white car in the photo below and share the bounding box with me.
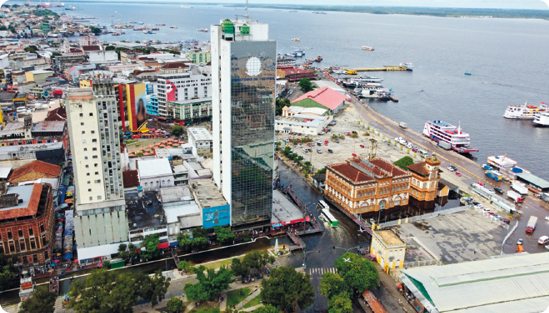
[317,149,322,154]
[447,166,455,172]
[538,236,549,245]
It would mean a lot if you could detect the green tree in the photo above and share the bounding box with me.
[192,237,208,250]
[105,45,116,51]
[393,156,415,170]
[9,26,15,33]
[261,266,314,312]
[135,41,141,43]
[136,269,171,306]
[243,250,275,273]
[320,272,350,300]
[19,286,56,313]
[89,26,102,35]
[275,98,291,116]
[171,125,184,136]
[253,305,279,313]
[0,254,16,291]
[214,226,235,244]
[141,233,160,260]
[298,78,316,93]
[192,227,208,238]
[166,297,185,313]
[177,260,194,274]
[335,252,379,293]
[177,233,193,251]
[328,292,353,313]
[184,265,234,301]
[231,258,250,279]
[316,168,326,175]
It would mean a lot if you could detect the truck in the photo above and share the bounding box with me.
[485,170,502,181]
[511,182,529,195]
[437,141,452,150]
[507,190,524,203]
[526,216,538,234]
[541,193,549,203]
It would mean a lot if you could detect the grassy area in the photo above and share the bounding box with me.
[192,308,220,313]
[243,294,262,308]
[201,255,244,270]
[227,288,251,307]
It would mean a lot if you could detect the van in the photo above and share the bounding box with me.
[399,122,408,129]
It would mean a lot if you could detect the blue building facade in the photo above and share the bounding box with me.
[146,95,159,117]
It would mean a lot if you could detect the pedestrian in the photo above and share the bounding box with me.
[473,250,476,254]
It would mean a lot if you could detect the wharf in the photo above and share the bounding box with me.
[349,66,410,73]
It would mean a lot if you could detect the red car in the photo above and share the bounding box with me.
[360,145,365,148]
[352,153,357,157]
[307,143,311,146]
[324,142,328,146]
[455,171,462,177]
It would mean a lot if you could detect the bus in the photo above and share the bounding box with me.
[322,209,338,227]
[318,200,330,210]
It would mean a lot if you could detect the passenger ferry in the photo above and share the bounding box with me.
[533,112,549,127]
[318,200,338,227]
[423,120,478,154]
[362,46,374,51]
[503,102,549,119]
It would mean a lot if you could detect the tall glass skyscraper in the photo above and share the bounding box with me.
[211,18,276,230]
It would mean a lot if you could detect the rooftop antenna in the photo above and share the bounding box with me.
[245,0,250,19]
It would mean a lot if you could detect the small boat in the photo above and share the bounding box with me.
[482,164,493,170]
[156,23,166,26]
[362,46,374,51]
[152,27,160,31]
[170,26,178,29]
[292,38,300,42]
[465,72,472,75]
[197,28,208,32]
[390,95,399,102]
[316,56,323,62]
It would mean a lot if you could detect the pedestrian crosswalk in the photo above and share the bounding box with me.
[308,267,337,275]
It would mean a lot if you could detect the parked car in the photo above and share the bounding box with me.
[352,131,357,134]
[487,211,495,216]
[482,208,491,213]
[447,166,455,172]
[455,171,462,177]
[334,139,339,143]
[328,149,333,153]
[298,143,303,147]
[318,131,326,135]
[317,141,322,146]
[324,142,329,146]
[352,153,357,157]
[538,236,549,245]
[517,238,523,245]
[492,214,502,221]
[360,144,365,148]
[473,202,483,209]
[503,219,511,225]
[317,149,322,154]
[494,187,504,194]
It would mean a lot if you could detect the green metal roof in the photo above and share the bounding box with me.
[291,98,329,111]
[516,172,549,189]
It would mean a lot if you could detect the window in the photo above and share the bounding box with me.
[97,196,101,200]
[92,139,97,142]
[40,225,45,232]
[82,131,85,134]
[18,229,23,237]
[85,164,89,168]
[92,147,97,151]
[94,163,98,167]
[93,155,98,159]
[88,189,92,192]
[95,172,99,175]
[28,228,33,236]
[81,122,84,126]
[84,148,88,151]
[83,139,86,144]
[30,238,36,250]
[87,173,90,176]
[89,196,93,201]
[91,130,95,134]
[79,113,83,117]
[19,239,25,251]
[89,112,93,116]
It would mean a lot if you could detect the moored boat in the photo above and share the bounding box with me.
[362,46,374,51]
[533,112,549,127]
[504,102,549,119]
[423,120,478,154]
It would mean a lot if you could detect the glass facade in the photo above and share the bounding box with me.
[229,41,276,227]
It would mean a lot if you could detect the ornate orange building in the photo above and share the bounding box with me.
[325,158,412,214]
[408,155,441,206]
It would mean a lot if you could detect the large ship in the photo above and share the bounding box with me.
[503,102,549,119]
[533,112,549,127]
[423,120,478,154]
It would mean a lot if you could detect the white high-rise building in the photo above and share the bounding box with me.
[66,82,128,256]
[211,17,277,230]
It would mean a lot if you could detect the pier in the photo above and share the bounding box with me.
[345,65,410,74]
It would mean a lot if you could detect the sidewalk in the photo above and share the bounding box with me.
[374,264,415,313]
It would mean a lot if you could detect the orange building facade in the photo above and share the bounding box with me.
[325,158,412,214]
[407,156,441,203]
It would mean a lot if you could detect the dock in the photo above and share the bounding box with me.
[345,66,410,74]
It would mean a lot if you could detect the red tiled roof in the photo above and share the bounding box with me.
[81,45,101,51]
[45,107,67,122]
[0,184,42,220]
[292,86,347,110]
[123,170,140,188]
[362,291,387,313]
[9,160,61,184]
[282,68,314,75]
[369,159,407,177]
[329,163,373,183]
[161,62,190,69]
[407,161,429,176]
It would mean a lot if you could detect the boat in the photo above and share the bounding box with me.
[315,56,323,62]
[503,102,549,119]
[181,5,192,8]
[289,10,297,12]
[353,76,383,83]
[422,120,479,154]
[400,61,414,71]
[292,38,300,42]
[136,21,144,25]
[170,26,178,29]
[156,23,166,26]
[143,30,155,34]
[293,49,305,57]
[533,112,549,127]
[152,27,160,31]
[465,72,472,75]
[378,92,391,102]
[362,46,374,51]
[390,95,399,102]
[197,28,208,32]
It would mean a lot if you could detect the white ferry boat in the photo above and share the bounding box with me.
[533,112,549,127]
[503,102,549,119]
[400,61,414,71]
[423,120,478,154]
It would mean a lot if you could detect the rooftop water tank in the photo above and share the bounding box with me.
[240,25,250,35]
[222,19,234,34]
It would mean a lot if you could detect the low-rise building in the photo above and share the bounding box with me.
[0,183,55,266]
[137,158,174,191]
[0,142,66,167]
[275,114,332,135]
[185,50,211,65]
[189,178,229,228]
[407,155,442,209]
[187,127,212,158]
[126,189,167,245]
[370,230,406,270]
[292,86,347,115]
[325,158,412,215]
[166,99,212,124]
[8,160,60,184]
[159,185,202,238]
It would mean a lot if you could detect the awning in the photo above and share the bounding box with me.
[157,242,169,249]
[305,216,311,222]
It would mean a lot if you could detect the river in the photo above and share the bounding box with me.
[46,2,549,180]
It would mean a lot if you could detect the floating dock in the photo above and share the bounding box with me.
[345,66,410,74]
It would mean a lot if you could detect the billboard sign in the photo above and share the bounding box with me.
[126,83,148,132]
[203,205,230,229]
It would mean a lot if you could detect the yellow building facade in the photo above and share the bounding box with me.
[371,230,406,270]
